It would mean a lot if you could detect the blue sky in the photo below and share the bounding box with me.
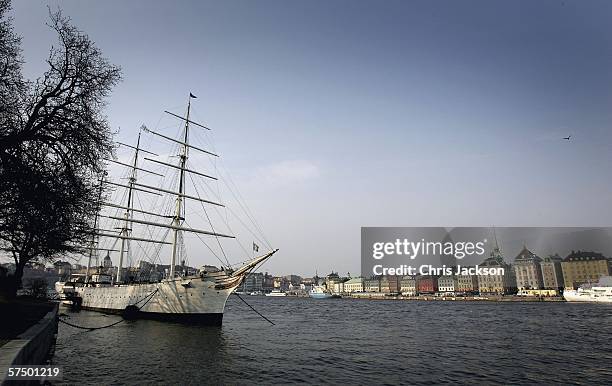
[9,0,612,276]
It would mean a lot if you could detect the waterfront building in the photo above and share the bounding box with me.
[344,277,365,293]
[73,263,86,271]
[138,260,154,271]
[477,245,517,295]
[53,261,72,276]
[288,282,305,294]
[561,251,611,289]
[153,263,182,280]
[146,269,160,282]
[150,262,196,279]
[284,274,302,286]
[241,272,264,293]
[400,275,416,295]
[137,261,160,281]
[123,266,137,282]
[417,275,438,294]
[181,262,198,277]
[103,253,113,268]
[326,272,340,281]
[300,282,313,292]
[325,271,346,292]
[540,254,564,290]
[364,278,381,292]
[263,272,275,290]
[380,275,400,293]
[456,272,478,294]
[437,275,457,294]
[332,281,345,294]
[273,276,290,291]
[513,246,544,290]
[21,262,48,277]
[273,276,281,288]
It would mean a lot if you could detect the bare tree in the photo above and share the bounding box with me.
[0,0,24,137]
[0,2,121,296]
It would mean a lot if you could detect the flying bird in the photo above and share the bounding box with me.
[563,135,571,140]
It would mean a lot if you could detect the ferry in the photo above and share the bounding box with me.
[265,289,287,297]
[563,276,612,303]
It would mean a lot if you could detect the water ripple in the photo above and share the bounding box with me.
[53,297,612,385]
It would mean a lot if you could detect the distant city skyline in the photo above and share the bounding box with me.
[7,0,612,276]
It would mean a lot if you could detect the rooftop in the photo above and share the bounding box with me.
[564,250,609,262]
[344,277,364,284]
[514,246,541,262]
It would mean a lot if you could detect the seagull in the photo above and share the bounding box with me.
[563,135,571,140]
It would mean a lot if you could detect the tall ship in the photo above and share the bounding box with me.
[55,94,277,325]
[563,276,612,303]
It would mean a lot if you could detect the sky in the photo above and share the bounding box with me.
[7,0,612,277]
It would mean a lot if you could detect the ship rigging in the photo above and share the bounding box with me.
[55,94,277,324]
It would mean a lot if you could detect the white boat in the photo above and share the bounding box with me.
[309,285,333,299]
[55,95,277,325]
[563,276,612,303]
[265,289,286,297]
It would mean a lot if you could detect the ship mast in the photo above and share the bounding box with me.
[95,96,236,281]
[85,181,105,283]
[170,95,192,279]
[116,132,141,283]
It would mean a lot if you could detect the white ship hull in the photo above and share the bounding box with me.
[563,288,612,303]
[56,252,276,325]
[79,277,234,324]
[563,278,612,303]
[264,291,286,297]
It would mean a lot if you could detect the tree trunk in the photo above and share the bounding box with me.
[10,259,27,298]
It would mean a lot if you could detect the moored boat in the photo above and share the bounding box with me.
[563,276,612,303]
[265,289,286,297]
[309,285,333,299]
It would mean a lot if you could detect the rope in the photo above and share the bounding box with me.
[59,316,124,331]
[221,165,273,250]
[186,220,232,269]
[234,292,275,326]
[191,166,270,252]
[188,172,231,267]
[132,288,159,308]
[58,288,158,331]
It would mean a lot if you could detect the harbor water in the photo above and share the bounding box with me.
[54,296,612,385]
